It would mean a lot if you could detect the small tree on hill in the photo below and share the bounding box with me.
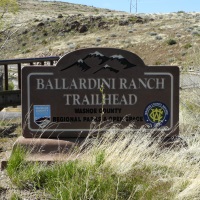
[0,0,18,19]
[0,0,18,52]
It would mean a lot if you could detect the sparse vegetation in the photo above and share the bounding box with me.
[0,0,18,20]
[0,0,198,67]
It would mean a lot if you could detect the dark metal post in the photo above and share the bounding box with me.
[4,64,8,90]
[0,73,3,91]
[18,63,21,89]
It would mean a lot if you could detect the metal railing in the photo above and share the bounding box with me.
[0,56,60,110]
[0,56,59,90]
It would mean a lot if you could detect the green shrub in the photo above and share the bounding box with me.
[6,81,14,90]
[184,43,192,49]
[10,193,22,200]
[167,39,177,45]
[177,11,185,13]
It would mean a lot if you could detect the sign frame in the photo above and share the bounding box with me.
[22,48,179,138]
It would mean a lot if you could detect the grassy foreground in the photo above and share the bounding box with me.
[6,122,200,200]
[4,73,200,199]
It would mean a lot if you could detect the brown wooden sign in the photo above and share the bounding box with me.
[22,48,179,138]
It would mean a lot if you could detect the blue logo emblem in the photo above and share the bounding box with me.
[34,105,51,128]
[144,102,169,128]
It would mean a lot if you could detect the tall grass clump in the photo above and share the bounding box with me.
[6,120,200,199]
[6,146,28,188]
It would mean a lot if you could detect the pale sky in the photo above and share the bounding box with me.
[52,0,200,13]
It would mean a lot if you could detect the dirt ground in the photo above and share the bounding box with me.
[0,114,38,200]
[0,135,50,199]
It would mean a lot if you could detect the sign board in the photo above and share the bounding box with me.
[22,48,179,138]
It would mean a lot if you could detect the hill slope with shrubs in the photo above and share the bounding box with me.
[0,0,199,69]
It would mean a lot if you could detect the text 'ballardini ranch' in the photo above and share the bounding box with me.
[36,77,165,105]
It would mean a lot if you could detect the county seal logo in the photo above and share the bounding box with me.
[144,102,169,128]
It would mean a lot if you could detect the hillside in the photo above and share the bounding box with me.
[0,0,199,69]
